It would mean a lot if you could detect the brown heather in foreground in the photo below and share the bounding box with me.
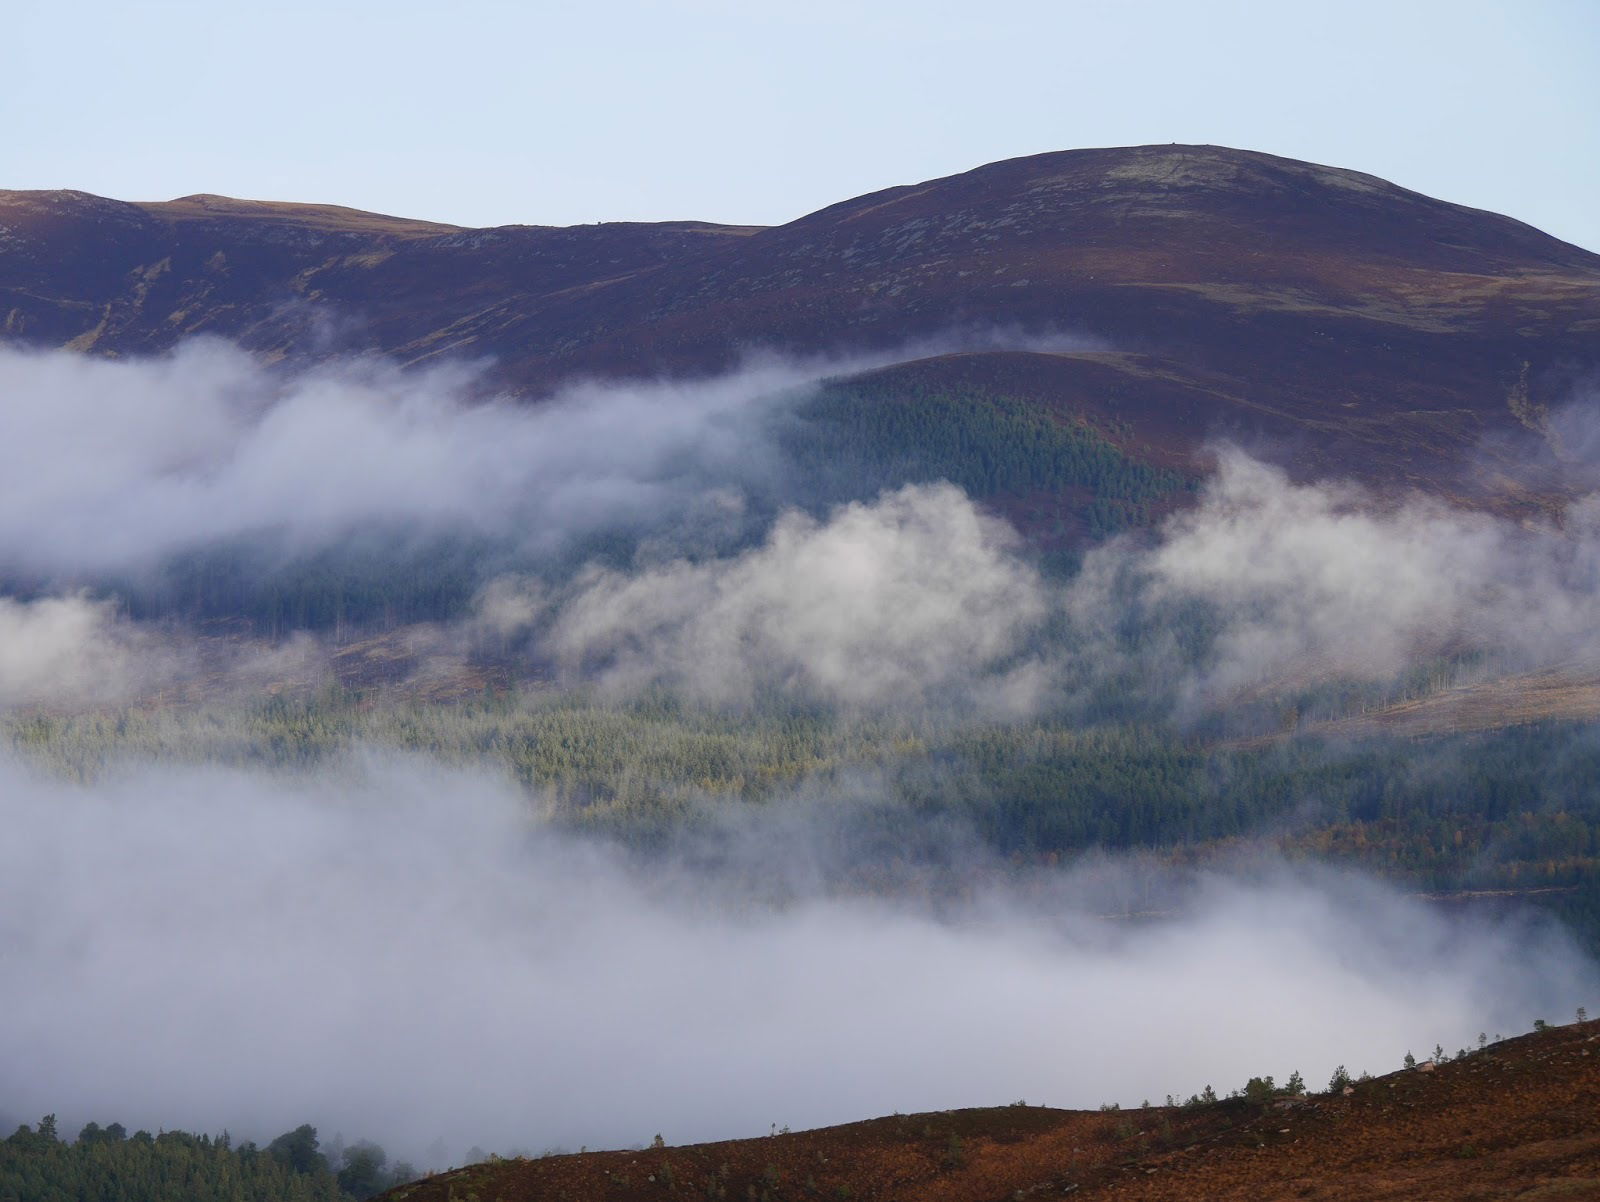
[386,1018,1600,1202]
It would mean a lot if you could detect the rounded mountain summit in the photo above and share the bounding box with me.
[3,144,1597,501]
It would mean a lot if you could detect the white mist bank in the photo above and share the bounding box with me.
[1,752,1591,1162]
[0,594,186,708]
[13,443,1600,715]
[0,331,1100,581]
[0,341,797,575]
[1067,445,1600,706]
[493,437,1600,714]
[6,338,1600,716]
[545,482,1049,712]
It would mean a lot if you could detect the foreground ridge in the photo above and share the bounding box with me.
[388,1018,1600,1202]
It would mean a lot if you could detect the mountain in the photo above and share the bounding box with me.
[388,1018,1600,1202]
[5,145,1599,508]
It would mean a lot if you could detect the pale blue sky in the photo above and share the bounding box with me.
[6,0,1598,250]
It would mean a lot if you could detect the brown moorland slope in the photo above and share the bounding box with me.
[5,145,1598,501]
[1301,666,1600,742]
[0,187,758,363]
[388,1018,1600,1202]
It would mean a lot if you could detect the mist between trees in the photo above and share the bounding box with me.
[2,747,1595,1165]
[8,693,1600,936]
[4,340,1600,1164]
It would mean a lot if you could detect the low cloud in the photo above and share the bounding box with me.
[0,341,824,580]
[522,442,1600,717]
[546,483,1049,712]
[8,334,1600,1178]
[1064,446,1600,711]
[0,753,1591,1162]
[14,337,1600,720]
[0,331,1099,587]
[17,433,1600,719]
[0,593,349,713]
[0,594,186,708]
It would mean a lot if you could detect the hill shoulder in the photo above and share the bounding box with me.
[385,1018,1600,1202]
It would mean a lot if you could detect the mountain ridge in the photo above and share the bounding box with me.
[4,143,1599,510]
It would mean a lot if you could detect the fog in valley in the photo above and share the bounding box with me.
[3,340,1599,1163]
[4,752,1593,1163]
